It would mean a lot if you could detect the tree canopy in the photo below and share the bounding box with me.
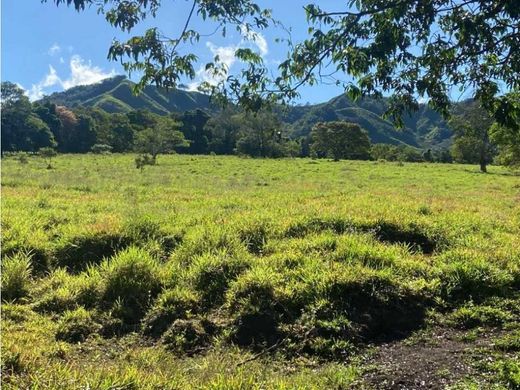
[44,0,519,128]
[311,121,371,161]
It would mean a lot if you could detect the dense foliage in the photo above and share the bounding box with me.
[3,78,518,167]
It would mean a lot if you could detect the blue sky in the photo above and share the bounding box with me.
[2,0,345,103]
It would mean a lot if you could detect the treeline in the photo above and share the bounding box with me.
[2,82,518,168]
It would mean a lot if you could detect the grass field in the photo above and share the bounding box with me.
[1,154,519,389]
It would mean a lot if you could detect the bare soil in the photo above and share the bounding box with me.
[359,327,503,389]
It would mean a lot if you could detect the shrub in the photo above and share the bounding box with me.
[55,307,100,343]
[99,247,162,323]
[91,144,112,154]
[1,252,32,302]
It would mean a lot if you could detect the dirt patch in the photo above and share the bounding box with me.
[360,328,502,389]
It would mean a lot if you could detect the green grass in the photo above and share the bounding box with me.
[2,154,519,388]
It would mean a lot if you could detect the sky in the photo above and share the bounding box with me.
[1,0,346,104]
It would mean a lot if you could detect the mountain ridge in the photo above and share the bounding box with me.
[39,75,456,149]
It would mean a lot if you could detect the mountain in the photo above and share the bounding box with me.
[40,75,455,149]
[280,95,454,148]
[40,75,213,115]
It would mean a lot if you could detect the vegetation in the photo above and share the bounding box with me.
[4,78,519,170]
[311,121,371,161]
[2,154,519,388]
[134,118,188,163]
[44,1,519,129]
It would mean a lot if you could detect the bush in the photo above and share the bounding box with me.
[91,144,112,154]
[1,252,32,302]
[55,307,100,343]
[99,247,162,323]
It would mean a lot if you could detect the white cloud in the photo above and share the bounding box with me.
[239,25,268,57]
[48,43,61,56]
[26,55,116,101]
[187,28,269,91]
[61,55,116,89]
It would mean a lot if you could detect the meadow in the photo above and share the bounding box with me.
[1,154,519,389]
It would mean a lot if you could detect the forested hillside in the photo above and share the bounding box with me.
[39,75,455,149]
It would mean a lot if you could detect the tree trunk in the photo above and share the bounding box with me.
[480,159,487,173]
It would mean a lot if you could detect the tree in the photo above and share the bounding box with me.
[173,109,212,154]
[449,100,496,172]
[205,109,243,155]
[134,118,188,163]
[39,147,57,169]
[1,82,56,153]
[490,123,520,168]
[311,121,371,161]
[44,1,519,127]
[234,111,287,157]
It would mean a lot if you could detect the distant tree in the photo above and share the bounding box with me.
[134,118,188,163]
[432,148,453,164]
[174,109,212,154]
[33,102,62,140]
[490,123,520,168]
[449,101,496,172]
[1,82,56,153]
[371,144,399,161]
[127,109,159,131]
[422,149,433,162]
[107,114,136,152]
[234,111,290,157]
[205,110,243,155]
[311,121,371,161]
[39,147,57,169]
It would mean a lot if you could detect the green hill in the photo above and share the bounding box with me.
[40,75,457,149]
[281,94,455,148]
[40,76,213,115]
